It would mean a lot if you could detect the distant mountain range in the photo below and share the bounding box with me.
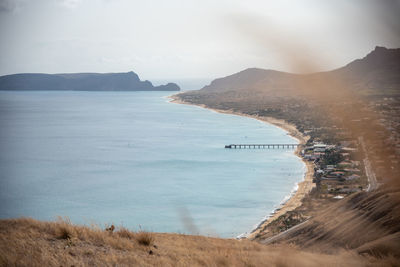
[198,46,400,96]
[0,71,180,91]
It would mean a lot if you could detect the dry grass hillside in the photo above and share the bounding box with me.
[1,217,398,267]
[262,186,400,257]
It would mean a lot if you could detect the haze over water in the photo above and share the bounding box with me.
[0,91,304,237]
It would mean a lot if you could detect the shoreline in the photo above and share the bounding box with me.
[168,94,315,239]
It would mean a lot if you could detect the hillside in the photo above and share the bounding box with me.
[2,188,400,266]
[258,186,400,257]
[0,217,396,266]
[0,71,180,91]
[330,46,400,95]
[192,46,400,97]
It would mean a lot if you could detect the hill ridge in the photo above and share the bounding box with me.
[0,71,180,91]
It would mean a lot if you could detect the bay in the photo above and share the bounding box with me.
[0,91,304,237]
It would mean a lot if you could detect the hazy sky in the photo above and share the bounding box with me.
[0,0,399,81]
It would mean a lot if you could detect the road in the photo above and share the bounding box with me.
[358,136,378,191]
[260,220,309,245]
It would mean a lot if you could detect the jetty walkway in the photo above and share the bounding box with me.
[225,144,299,149]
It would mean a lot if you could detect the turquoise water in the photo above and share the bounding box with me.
[0,91,304,237]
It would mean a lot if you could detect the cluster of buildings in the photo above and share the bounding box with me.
[300,141,366,197]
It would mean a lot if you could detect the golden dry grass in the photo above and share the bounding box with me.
[0,217,397,266]
[266,187,400,258]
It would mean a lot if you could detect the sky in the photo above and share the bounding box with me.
[0,0,399,82]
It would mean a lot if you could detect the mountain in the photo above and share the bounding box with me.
[0,71,180,91]
[192,46,400,96]
[328,46,400,95]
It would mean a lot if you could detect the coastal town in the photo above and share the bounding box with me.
[262,99,399,237]
[251,95,400,239]
[175,64,400,241]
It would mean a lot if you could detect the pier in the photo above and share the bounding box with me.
[225,144,299,149]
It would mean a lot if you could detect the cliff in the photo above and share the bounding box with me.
[0,71,180,91]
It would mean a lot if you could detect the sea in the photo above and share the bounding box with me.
[0,91,305,238]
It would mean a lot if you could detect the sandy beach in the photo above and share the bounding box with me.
[168,94,315,239]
